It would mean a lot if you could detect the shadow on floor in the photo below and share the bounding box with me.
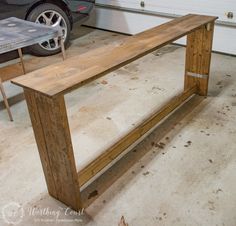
[16,94,211,226]
[79,95,207,209]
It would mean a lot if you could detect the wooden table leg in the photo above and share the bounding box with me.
[24,89,82,211]
[184,22,215,96]
[18,48,26,74]
[60,38,66,61]
[0,78,13,121]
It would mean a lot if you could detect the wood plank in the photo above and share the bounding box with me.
[0,78,13,121]
[17,48,26,74]
[24,89,82,211]
[0,54,62,82]
[78,85,197,186]
[184,22,215,96]
[0,63,24,82]
[12,14,217,97]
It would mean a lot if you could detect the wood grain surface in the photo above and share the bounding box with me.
[12,14,217,97]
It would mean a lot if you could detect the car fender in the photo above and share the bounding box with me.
[25,0,71,15]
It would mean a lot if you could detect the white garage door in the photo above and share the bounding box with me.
[86,0,236,55]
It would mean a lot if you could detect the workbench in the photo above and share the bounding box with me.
[0,17,65,121]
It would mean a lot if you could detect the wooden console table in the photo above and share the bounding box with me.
[12,14,217,211]
[0,17,65,121]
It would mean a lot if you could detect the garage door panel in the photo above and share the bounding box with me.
[87,2,236,55]
[148,0,236,22]
[97,0,236,22]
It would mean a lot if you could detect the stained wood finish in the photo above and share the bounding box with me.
[11,15,217,210]
[0,78,13,121]
[12,14,217,97]
[24,89,82,211]
[185,22,215,96]
[17,48,26,74]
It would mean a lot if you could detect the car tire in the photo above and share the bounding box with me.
[27,3,71,56]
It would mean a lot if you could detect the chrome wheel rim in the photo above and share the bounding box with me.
[36,10,67,51]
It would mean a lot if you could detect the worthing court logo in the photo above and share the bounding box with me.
[1,202,24,225]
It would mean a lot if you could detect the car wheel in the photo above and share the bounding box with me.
[27,3,71,56]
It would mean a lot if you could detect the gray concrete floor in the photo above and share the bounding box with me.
[0,26,236,226]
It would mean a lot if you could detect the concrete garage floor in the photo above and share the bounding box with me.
[0,26,236,226]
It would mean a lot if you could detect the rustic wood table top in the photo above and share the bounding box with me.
[12,14,217,97]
